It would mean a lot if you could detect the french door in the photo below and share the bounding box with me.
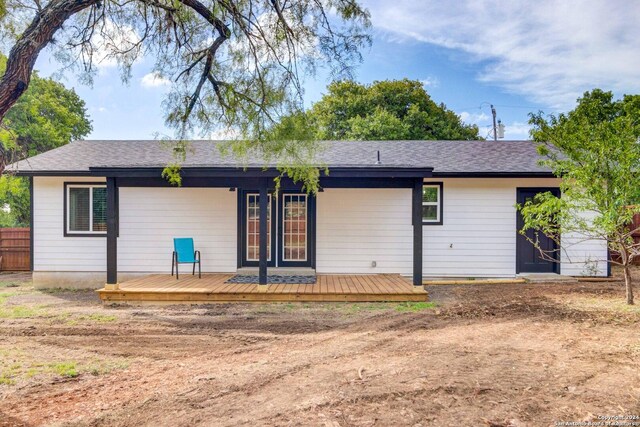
[239,190,314,268]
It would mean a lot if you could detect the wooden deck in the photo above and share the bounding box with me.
[97,273,428,303]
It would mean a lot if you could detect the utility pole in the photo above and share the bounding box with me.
[491,104,497,141]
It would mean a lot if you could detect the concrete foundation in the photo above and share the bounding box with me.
[33,272,151,289]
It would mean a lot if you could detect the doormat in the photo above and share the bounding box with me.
[225,275,316,285]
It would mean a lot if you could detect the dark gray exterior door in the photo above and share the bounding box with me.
[516,188,560,274]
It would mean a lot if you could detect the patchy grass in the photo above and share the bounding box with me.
[0,354,130,386]
[334,302,438,313]
[49,312,118,325]
[560,296,640,315]
[86,360,130,376]
[0,292,18,305]
[394,301,437,312]
[343,303,392,313]
[80,313,117,323]
[0,304,46,319]
[0,281,20,288]
[49,362,79,378]
[0,373,15,385]
[38,287,95,294]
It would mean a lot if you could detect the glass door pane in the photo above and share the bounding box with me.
[282,194,307,261]
[246,194,271,261]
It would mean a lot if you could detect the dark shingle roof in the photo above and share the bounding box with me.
[7,139,552,175]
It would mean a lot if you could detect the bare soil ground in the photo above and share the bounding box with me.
[0,271,639,427]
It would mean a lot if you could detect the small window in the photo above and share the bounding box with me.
[422,183,443,225]
[66,184,107,235]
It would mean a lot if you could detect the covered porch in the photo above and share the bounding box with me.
[98,164,432,297]
[98,273,428,303]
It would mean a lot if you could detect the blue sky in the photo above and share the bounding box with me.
[31,0,640,141]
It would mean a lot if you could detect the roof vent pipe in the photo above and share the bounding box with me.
[376,150,381,165]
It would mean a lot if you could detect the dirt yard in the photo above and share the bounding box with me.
[1,272,639,427]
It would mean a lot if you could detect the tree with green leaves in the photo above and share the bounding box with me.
[0,55,92,226]
[274,79,479,141]
[0,0,371,190]
[518,89,640,305]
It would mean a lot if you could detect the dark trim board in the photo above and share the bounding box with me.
[432,172,556,178]
[106,177,118,285]
[15,168,553,180]
[237,188,316,268]
[86,166,433,179]
[515,187,561,274]
[276,191,315,268]
[16,171,93,177]
[117,176,420,189]
[238,189,277,268]
[411,179,423,286]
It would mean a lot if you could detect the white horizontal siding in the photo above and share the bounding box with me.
[316,188,412,274]
[560,209,608,276]
[423,178,608,277]
[32,179,237,276]
[32,176,608,280]
[33,177,107,272]
[118,188,237,273]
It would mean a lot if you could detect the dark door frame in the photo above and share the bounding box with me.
[238,189,316,268]
[516,187,561,274]
[238,189,277,268]
[276,191,316,268]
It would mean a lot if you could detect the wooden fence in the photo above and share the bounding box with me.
[632,214,640,265]
[0,228,30,271]
[610,214,640,266]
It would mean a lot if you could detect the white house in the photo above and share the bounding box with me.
[7,139,609,290]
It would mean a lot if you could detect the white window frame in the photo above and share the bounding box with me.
[422,183,442,225]
[66,184,107,235]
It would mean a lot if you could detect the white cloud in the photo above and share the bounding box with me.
[141,72,171,88]
[502,121,532,140]
[458,111,489,125]
[88,19,142,70]
[363,0,640,109]
[420,76,439,88]
[458,111,531,140]
[458,110,493,138]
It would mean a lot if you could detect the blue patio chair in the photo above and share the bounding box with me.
[172,238,201,279]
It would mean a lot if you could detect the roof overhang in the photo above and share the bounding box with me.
[10,170,92,177]
[85,166,435,179]
[9,167,557,179]
[431,171,556,178]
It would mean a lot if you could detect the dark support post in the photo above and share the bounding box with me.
[412,179,423,286]
[106,177,118,288]
[258,179,268,286]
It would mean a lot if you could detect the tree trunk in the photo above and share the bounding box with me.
[624,263,634,305]
[0,0,97,121]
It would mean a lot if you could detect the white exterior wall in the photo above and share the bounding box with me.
[33,177,107,273]
[32,176,609,287]
[32,178,237,287]
[423,178,608,277]
[118,187,237,273]
[560,213,609,276]
[316,188,413,274]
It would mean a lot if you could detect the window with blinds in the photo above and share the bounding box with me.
[67,185,107,234]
